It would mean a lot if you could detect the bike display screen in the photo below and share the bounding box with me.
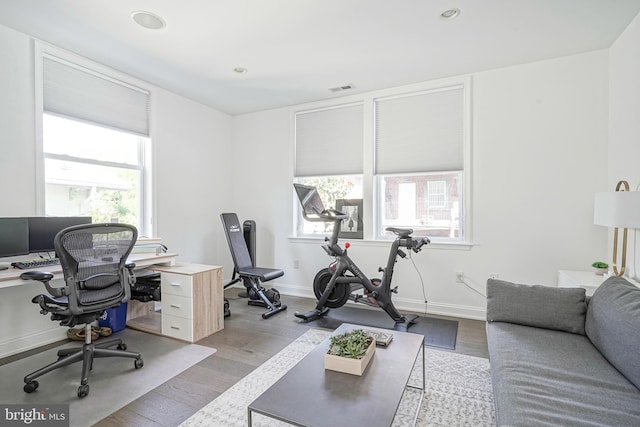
[294,183,325,217]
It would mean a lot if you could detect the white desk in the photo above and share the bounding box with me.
[126,263,224,343]
[0,252,179,289]
[0,253,223,358]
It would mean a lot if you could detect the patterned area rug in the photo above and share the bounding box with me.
[180,328,495,427]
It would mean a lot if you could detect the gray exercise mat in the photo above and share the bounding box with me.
[305,306,458,349]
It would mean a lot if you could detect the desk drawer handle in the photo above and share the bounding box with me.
[170,325,181,330]
[169,283,182,287]
[170,304,181,308]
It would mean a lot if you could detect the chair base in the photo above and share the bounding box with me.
[24,325,143,398]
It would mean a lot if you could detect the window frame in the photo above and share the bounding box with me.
[292,76,472,247]
[34,42,154,237]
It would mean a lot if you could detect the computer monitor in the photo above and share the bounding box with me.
[0,217,29,258]
[293,183,326,217]
[28,216,92,253]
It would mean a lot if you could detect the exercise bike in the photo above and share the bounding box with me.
[293,184,430,331]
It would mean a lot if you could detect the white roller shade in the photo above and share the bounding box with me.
[295,103,363,177]
[375,86,463,174]
[43,55,150,136]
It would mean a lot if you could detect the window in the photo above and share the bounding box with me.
[43,114,148,228]
[375,86,465,242]
[38,46,151,235]
[427,180,447,208]
[294,103,364,236]
[379,172,461,240]
[295,175,363,235]
[294,79,469,244]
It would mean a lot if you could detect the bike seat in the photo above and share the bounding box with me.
[385,227,413,238]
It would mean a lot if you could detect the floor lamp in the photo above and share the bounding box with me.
[594,180,640,277]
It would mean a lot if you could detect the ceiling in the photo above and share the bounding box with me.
[1,0,639,115]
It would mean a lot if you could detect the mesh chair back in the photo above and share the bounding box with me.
[55,223,138,314]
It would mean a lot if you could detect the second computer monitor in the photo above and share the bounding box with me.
[0,217,30,258]
[28,216,92,253]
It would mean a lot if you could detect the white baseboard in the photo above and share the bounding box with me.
[265,282,487,321]
[0,327,67,359]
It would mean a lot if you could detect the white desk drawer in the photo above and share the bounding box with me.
[161,272,192,297]
[161,314,193,341]
[162,294,193,319]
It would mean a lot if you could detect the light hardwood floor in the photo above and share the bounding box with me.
[5,289,488,427]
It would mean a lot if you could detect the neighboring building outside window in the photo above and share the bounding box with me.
[379,173,461,240]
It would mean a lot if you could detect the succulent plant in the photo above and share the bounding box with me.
[328,329,372,359]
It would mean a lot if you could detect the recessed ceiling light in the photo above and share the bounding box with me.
[234,67,248,74]
[131,11,166,30]
[440,8,460,20]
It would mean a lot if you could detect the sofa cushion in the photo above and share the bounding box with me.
[486,279,587,334]
[585,276,640,389]
[487,322,640,427]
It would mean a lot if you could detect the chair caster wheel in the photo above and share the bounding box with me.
[77,384,89,398]
[134,358,144,369]
[117,343,127,351]
[24,380,39,393]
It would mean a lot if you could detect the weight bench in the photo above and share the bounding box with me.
[220,213,287,319]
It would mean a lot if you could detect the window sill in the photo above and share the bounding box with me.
[288,236,473,251]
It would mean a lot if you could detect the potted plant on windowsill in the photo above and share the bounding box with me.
[325,329,375,376]
[591,261,609,276]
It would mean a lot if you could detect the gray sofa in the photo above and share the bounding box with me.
[486,276,640,426]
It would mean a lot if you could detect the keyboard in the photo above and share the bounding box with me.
[11,258,61,269]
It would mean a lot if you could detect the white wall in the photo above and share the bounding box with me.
[609,12,640,280]
[154,88,233,265]
[0,24,37,215]
[0,24,233,356]
[231,50,610,319]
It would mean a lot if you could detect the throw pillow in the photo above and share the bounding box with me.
[585,276,640,389]
[486,279,587,335]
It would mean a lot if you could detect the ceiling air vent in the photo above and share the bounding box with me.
[329,84,354,93]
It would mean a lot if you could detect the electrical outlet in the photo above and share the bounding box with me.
[455,271,464,283]
[489,273,499,279]
[293,260,300,269]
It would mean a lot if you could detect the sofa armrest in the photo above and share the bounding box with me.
[487,279,587,335]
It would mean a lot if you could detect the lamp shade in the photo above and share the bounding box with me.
[594,191,640,229]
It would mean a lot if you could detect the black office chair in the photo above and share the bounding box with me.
[20,223,143,398]
[220,213,287,319]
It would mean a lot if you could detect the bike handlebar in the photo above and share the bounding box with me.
[401,236,431,253]
[304,207,348,223]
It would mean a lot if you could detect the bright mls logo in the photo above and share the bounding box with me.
[1,405,69,426]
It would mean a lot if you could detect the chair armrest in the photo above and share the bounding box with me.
[20,271,54,282]
[20,270,67,298]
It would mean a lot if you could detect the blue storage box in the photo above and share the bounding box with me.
[98,302,128,332]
